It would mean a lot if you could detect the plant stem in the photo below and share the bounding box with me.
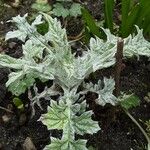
[0,106,13,113]
[114,38,124,97]
[124,108,150,149]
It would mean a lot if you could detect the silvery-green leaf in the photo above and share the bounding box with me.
[7,72,36,96]
[0,54,23,69]
[42,13,68,48]
[101,26,150,58]
[74,52,93,80]
[95,77,117,106]
[6,71,23,87]
[62,88,79,104]
[78,100,87,114]
[70,99,86,115]
[5,30,27,42]
[22,40,44,59]
[101,28,118,44]
[89,37,116,71]
[40,100,68,130]
[84,77,117,106]
[72,111,100,135]
[123,26,150,58]
[5,14,50,53]
[6,14,29,41]
[44,138,87,150]
[28,85,58,116]
[31,14,43,28]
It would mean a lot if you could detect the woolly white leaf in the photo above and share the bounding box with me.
[5,13,52,55]
[42,13,69,48]
[102,26,150,58]
[0,54,23,69]
[123,26,150,58]
[5,30,27,42]
[31,14,43,28]
[22,40,44,59]
[0,53,55,95]
[74,52,93,79]
[89,37,116,71]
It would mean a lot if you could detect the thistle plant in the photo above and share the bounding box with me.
[0,13,150,149]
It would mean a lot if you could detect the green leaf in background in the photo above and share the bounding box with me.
[120,0,150,37]
[53,3,69,18]
[121,3,140,37]
[143,14,150,36]
[120,94,140,110]
[13,97,24,111]
[120,0,131,36]
[36,22,49,35]
[88,146,96,150]
[69,3,82,17]
[31,0,51,12]
[81,8,102,40]
[52,2,82,18]
[138,0,150,35]
[104,0,114,32]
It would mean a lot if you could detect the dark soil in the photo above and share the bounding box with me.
[0,0,150,150]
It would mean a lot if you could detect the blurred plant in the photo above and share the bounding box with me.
[31,0,52,13]
[0,0,5,15]
[52,0,82,18]
[120,0,150,37]
[146,120,150,136]
[13,97,24,111]
[144,92,150,103]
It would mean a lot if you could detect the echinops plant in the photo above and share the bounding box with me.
[0,13,150,149]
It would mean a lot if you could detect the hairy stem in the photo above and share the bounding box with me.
[0,106,13,113]
[124,109,150,149]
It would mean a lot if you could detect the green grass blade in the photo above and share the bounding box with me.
[104,0,114,32]
[121,3,140,37]
[137,0,150,26]
[81,8,102,38]
[120,0,131,34]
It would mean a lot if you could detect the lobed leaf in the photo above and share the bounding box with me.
[83,77,117,106]
[44,138,87,150]
[72,110,100,135]
[120,94,140,110]
[40,100,68,130]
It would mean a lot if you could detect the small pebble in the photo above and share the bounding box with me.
[2,114,11,123]
[23,137,37,150]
